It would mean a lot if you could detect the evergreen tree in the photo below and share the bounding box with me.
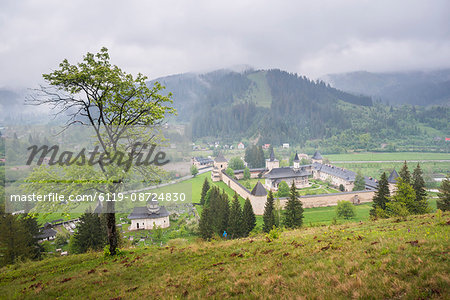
[242,198,256,236]
[256,146,265,168]
[387,178,416,216]
[218,191,230,234]
[71,209,107,253]
[200,177,210,205]
[244,146,253,168]
[0,209,41,266]
[228,193,243,238]
[399,161,411,184]
[412,163,428,214]
[353,170,365,191]
[437,176,450,211]
[199,206,213,240]
[263,191,276,233]
[370,172,390,216]
[283,182,303,228]
[21,215,42,260]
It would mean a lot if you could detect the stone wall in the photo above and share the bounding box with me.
[221,171,267,215]
[277,190,375,209]
[220,171,375,215]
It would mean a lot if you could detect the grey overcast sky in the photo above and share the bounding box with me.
[1,0,449,88]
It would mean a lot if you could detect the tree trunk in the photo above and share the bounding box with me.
[105,201,117,255]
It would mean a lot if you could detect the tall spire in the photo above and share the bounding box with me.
[269,148,276,162]
[294,152,300,162]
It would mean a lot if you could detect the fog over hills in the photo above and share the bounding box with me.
[322,69,450,106]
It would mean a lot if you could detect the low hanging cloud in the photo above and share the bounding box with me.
[0,0,449,88]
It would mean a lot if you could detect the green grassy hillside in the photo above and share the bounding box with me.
[1,213,449,299]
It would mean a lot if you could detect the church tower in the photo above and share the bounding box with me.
[293,152,300,170]
[265,148,279,171]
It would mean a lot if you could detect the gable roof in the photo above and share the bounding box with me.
[36,228,57,240]
[388,169,399,183]
[127,205,170,220]
[312,162,355,181]
[214,153,228,163]
[312,151,323,160]
[264,166,310,179]
[194,157,214,164]
[251,181,267,196]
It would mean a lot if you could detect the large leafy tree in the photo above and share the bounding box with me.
[277,181,290,197]
[370,172,390,216]
[242,198,256,236]
[27,48,175,255]
[437,176,450,211]
[263,190,276,233]
[283,182,303,228]
[228,157,245,170]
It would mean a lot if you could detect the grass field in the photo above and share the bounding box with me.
[326,152,449,162]
[2,212,448,299]
[333,161,450,181]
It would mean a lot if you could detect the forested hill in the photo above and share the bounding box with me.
[322,69,450,106]
[152,69,449,152]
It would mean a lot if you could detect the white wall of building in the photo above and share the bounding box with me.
[130,216,170,230]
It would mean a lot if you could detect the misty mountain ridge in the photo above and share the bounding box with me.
[1,68,448,152]
[322,69,450,106]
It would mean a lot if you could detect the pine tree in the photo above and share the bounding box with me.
[199,206,213,240]
[399,161,411,184]
[437,176,450,211]
[21,215,42,260]
[71,209,107,253]
[200,177,210,205]
[263,191,276,233]
[228,193,243,238]
[242,198,256,236]
[353,170,365,191]
[0,211,34,266]
[218,191,230,234]
[283,182,304,228]
[199,205,212,239]
[387,178,416,216]
[370,172,390,216]
[412,163,428,214]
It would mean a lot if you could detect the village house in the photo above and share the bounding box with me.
[128,201,170,230]
[237,142,245,150]
[191,156,214,168]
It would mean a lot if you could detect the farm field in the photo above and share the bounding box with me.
[326,152,449,162]
[332,161,449,181]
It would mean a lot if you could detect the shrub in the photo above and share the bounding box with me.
[336,200,356,219]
